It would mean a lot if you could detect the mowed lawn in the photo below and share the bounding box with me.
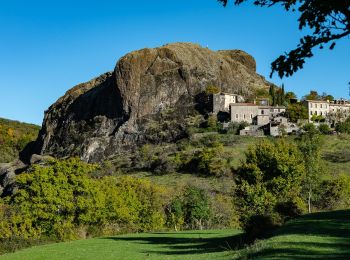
[0,229,242,260]
[235,210,350,259]
[1,211,350,259]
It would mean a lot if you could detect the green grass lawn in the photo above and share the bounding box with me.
[235,210,350,259]
[0,229,242,260]
[2,210,350,259]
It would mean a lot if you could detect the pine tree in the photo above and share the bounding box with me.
[269,85,276,106]
[281,84,285,105]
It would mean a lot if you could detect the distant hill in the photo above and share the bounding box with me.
[0,118,40,163]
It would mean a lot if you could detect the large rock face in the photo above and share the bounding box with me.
[29,43,273,162]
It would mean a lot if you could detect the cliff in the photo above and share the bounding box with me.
[27,43,273,162]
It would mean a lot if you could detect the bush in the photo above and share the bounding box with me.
[0,159,167,241]
[335,120,350,134]
[318,124,331,134]
[210,194,240,229]
[236,139,306,225]
[243,214,282,242]
[183,144,232,177]
[275,199,306,221]
[302,123,319,134]
[314,174,350,210]
[226,121,249,135]
[166,186,212,230]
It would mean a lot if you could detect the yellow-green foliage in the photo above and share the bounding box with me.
[205,85,220,94]
[236,139,307,222]
[0,158,166,240]
[0,118,40,163]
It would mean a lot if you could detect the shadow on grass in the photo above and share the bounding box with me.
[103,231,246,256]
[273,210,350,237]
[247,210,350,259]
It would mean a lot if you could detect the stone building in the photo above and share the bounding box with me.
[212,92,244,113]
[328,99,350,124]
[230,103,258,124]
[302,100,329,122]
[303,99,350,124]
[230,103,286,126]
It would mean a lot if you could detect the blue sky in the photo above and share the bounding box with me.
[0,0,349,125]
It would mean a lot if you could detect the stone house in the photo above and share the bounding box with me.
[302,100,329,122]
[303,99,350,124]
[230,103,286,126]
[212,92,244,113]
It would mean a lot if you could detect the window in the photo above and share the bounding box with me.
[261,110,264,115]
[315,111,318,115]
[315,104,318,108]
[320,104,323,108]
[321,112,323,115]
[310,103,313,108]
[236,114,238,119]
[250,114,253,119]
[310,111,313,115]
[244,114,246,119]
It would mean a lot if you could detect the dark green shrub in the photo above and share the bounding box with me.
[302,123,319,134]
[183,144,231,177]
[275,199,306,221]
[314,174,350,210]
[244,214,281,242]
[226,121,249,135]
[335,120,350,134]
[318,124,331,134]
[182,186,211,230]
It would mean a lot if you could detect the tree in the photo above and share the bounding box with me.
[218,0,350,78]
[297,130,324,213]
[318,123,330,134]
[286,103,308,122]
[285,91,297,104]
[303,90,320,101]
[335,117,350,133]
[321,92,334,101]
[281,84,286,105]
[182,186,211,230]
[236,139,306,222]
[269,85,276,106]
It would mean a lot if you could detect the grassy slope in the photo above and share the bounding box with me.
[0,229,242,260]
[0,118,40,163]
[235,210,350,259]
[2,210,350,259]
[130,134,350,192]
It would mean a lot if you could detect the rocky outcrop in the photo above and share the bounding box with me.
[0,160,27,196]
[27,43,273,162]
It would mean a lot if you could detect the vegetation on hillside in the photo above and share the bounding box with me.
[0,118,40,163]
[1,109,350,256]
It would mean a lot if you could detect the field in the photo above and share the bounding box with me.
[2,210,349,259]
[0,229,241,260]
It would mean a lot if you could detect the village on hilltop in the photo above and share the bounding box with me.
[211,91,350,137]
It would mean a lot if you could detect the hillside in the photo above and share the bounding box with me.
[2,210,349,259]
[0,118,40,163]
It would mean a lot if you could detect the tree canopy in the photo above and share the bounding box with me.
[218,0,350,78]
